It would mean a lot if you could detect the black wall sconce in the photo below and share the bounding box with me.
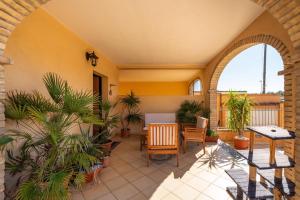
[109,84,117,96]
[86,51,99,67]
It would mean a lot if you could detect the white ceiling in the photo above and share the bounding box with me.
[43,0,263,67]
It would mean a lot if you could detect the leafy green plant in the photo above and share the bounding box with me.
[94,99,119,144]
[206,129,218,137]
[120,91,142,131]
[176,100,208,123]
[0,73,103,200]
[226,92,252,137]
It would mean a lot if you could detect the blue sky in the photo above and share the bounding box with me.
[217,44,284,93]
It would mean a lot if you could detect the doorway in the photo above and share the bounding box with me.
[93,74,103,98]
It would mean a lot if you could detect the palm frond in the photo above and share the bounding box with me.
[43,72,66,104]
[16,180,42,200]
[0,135,13,151]
[120,91,140,108]
[27,91,57,112]
[42,171,70,200]
[63,89,94,116]
[73,172,85,188]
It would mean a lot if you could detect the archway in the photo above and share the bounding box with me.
[208,33,297,189]
[209,34,292,130]
[0,0,298,199]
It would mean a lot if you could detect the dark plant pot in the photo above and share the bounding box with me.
[85,167,103,183]
[205,135,219,143]
[121,128,130,137]
[234,136,249,150]
[100,139,113,152]
[102,156,110,168]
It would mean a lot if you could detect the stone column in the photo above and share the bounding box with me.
[209,89,218,130]
[0,63,5,200]
[294,52,300,198]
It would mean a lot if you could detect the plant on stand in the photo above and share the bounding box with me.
[0,73,103,199]
[120,91,143,137]
[226,92,252,149]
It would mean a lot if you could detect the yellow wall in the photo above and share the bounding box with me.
[122,95,204,133]
[4,8,119,100]
[119,81,189,96]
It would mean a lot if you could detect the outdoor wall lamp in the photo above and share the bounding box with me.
[109,84,117,96]
[86,51,99,67]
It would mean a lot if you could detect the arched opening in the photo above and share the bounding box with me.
[189,79,202,96]
[208,34,296,189]
[216,44,284,128]
[209,35,292,131]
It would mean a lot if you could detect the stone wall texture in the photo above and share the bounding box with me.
[0,0,298,199]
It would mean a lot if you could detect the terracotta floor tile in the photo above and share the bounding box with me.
[104,176,128,191]
[132,176,156,191]
[123,170,144,182]
[82,183,110,200]
[112,184,139,200]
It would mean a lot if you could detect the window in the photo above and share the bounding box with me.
[189,79,202,95]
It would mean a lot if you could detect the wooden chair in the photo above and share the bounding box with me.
[141,113,176,151]
[182,117,208,153]
[147,123,179,167]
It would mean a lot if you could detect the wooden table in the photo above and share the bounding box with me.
[225,126,295,200]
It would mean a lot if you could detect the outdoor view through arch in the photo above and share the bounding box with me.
[218,44,284,94]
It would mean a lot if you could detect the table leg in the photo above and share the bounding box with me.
[249,131,254,152]
[269,140,276,165]
[249,165,257,181]
[273,188,282,200]
[275,168,282,179]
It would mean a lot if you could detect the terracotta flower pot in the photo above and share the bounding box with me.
[234,136,249,150]
[100,140,113,152]
[102,156,110,168]
[205,135,219,143]
[85,165,103,183]
[121,128,130,137]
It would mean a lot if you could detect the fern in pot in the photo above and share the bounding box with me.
[226,92,252,149]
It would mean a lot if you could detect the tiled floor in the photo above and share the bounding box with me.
[72,135,248,200]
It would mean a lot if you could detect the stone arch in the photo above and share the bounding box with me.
[209,34,291,91]
[208,34,292,130]
[0,0,298,199]
[208,33,297,191]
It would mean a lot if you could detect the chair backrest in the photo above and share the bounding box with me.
[184,117,208,140]
[144,113,176,127]
[196,116,208,129]
[148,123,178,148]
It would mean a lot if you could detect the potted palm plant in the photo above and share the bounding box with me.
[0,73,103,199]
[120,91,143,137]
[205,129,219,142]
[226,92,252,149]
[176,100,203,124]
[94,99,119,152]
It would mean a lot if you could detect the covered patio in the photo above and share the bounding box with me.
[0,0,299,200]
[73,135,242,200]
